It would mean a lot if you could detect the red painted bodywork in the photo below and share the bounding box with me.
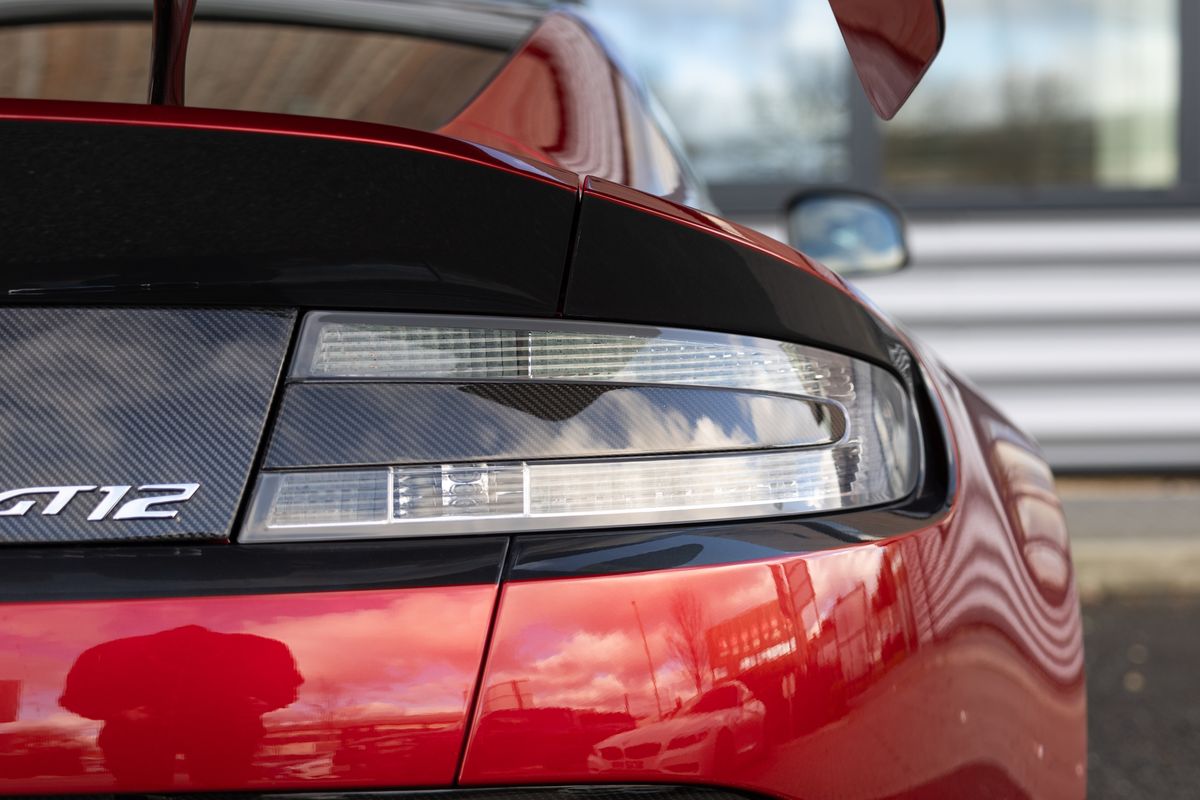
[829,0,944,120]
[0,7,1085,799]
[148,0,197,106]
[440,14,622,179]
[0,586,497,793]
[440,12,697,204]
[0,353,1086,798]
[461,354,1086,799]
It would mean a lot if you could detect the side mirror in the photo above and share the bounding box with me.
[787,191,909,278]
[828,0,945,119]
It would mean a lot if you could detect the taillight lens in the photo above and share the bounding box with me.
[240,313,919,541]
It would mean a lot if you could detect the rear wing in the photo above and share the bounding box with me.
[829,0,946,119]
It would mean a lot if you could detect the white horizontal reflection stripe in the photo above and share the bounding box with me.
[242,444,904,542]
[303,322,836,396]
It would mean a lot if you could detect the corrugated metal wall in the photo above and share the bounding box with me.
[750,213,1200,471]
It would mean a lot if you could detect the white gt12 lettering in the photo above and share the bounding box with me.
[0,484,200,521]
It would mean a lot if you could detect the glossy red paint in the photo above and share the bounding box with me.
[829,0,944,119]
[460,352,1086,799]
[439,13,695,204]
[148,0,197,106]
[0,98,578,190]
[0,585,497,793]
[440,13,624,182]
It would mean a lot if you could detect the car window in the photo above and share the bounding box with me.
[689,684,739,713]
[0,22,150,105]
[0,20,508,131]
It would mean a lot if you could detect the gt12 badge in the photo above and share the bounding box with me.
[0,484,200,520]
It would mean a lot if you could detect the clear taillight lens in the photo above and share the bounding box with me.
[241,314,920,541]
[300,318,839,394]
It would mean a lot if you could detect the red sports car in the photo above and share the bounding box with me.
[0,1,1085,798]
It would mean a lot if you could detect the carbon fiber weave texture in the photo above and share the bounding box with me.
[266,381,844,468]
[0,307,294,543]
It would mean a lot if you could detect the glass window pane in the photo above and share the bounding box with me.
[586,0,852,184]
[0,22,149,104]
[0,21,507,132]
[185,23,506,131]
[884,0,1179,190]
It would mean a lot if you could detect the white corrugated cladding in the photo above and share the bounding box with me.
[749,214,1200,471]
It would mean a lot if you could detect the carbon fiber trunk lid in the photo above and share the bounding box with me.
[0,307,294,544]
[0,114,580,544]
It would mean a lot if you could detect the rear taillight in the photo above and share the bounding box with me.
[240,313,919,541]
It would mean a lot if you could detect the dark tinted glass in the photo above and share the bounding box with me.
[0,22,150,104]
[186,22,506,130]
[0,21,506,131]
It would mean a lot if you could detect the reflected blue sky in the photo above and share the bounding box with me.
[585,0,851,183]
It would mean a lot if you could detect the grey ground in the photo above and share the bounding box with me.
[1083,595,1200,799]
[1061,478,1200,799]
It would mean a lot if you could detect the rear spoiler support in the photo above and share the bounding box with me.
[148,0,196,105]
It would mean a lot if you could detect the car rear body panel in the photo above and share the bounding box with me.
[0,584,500,793]
[438,12,703,208]
[464,551,1083,799]
[0,343,1086,799]
[0,104,577,313]
[460,353,1086,800]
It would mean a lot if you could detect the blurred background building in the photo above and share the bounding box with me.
[585,0,1199,473]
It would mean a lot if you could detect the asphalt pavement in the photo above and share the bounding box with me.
[1054,478,1200,797]
[1083,594,1200,799]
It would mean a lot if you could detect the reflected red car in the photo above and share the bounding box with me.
[0,1,1083,799]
